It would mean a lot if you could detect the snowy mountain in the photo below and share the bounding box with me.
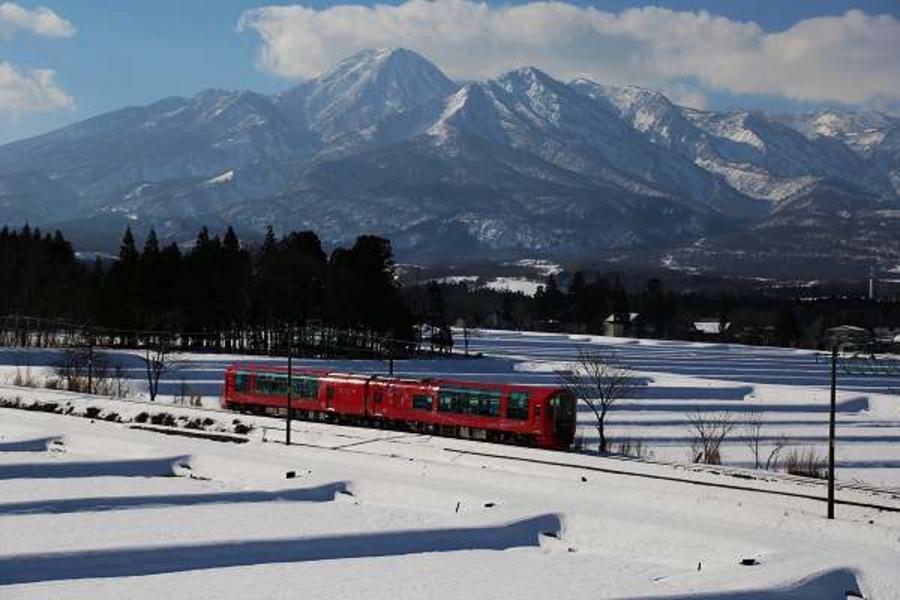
[277,48,459,142]
[0,48,898,272]
[772,109,900,197]
[571,80,894,202]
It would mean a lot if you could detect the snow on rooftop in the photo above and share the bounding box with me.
[206,169,234,185]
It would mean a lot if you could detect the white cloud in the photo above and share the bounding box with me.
[0,1,74,39]
[659,82,708,110]
[238,1,900,106]
[0,61,73,114]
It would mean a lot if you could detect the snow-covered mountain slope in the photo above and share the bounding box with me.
[775,109,898,156]
[571,80,895,202]
[774,109,900,196]
[0,48,898,268]
[426,69,759,219]
[0,90,317,218]
[664,180,900,277]
[278,48,459,143]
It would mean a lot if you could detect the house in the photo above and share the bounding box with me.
[826,325,874,351]
[603,313,641,338]
[692,318,731,339]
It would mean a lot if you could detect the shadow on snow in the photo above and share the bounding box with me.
[0,514,562,585]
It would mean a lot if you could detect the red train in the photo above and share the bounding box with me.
[222,364,577,450]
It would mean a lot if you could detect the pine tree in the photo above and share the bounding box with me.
[119,227,139,264]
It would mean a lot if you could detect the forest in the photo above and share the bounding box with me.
[2,224,899,355]
[0,225,415,356]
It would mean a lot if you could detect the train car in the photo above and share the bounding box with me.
[222,364,577,450]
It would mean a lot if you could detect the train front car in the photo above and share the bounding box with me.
[538,388,577,450]
[429,380,577,450]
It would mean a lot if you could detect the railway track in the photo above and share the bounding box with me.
[4,383,900,514]
[441,447,900,514]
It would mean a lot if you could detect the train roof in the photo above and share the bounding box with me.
[226,363,564,393]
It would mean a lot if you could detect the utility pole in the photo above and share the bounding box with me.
[87,330,94,394]
[387,345,394,377]
[828,346,837,520]
[286,328,293,446]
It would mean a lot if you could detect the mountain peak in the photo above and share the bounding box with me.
[320,47,447,82]
[500,66,557,85]
[282,47,458,139]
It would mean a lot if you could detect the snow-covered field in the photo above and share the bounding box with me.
[2,330,900,598]
[2,330,899,486]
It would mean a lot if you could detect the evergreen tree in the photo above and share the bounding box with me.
[611,277,630,323]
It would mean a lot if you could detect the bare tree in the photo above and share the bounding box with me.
[140,335,180,402]
[688,410,736,465]
[742,408,765,469]
[557,348,637,453]
[741,408,788,471]
[764,435,788,471]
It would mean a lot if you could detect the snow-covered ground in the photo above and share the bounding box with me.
[2,330,898,486]
[483,276,544,296]
[1,394,898,597]
[2,330,900,597]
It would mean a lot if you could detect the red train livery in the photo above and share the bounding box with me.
[223,364,577,450]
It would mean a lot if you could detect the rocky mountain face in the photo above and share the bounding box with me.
[0,48,898,274]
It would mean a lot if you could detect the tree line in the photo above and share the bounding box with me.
[0,225,415,355]
[412,272,900,350]
[4,223,898,354]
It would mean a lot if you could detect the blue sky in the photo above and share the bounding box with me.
[2,0,899,143]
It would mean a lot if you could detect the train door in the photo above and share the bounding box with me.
[366,380,387,417]
[547,391,577,447]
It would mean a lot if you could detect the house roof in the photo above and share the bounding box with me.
[694,320,730,334]
[604,312,640,323]
[827,325,870,334]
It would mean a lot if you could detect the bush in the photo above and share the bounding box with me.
[783,447,827,479]
[613,436,648,459]
[572,434,585,452]
[688,411,735,465]
[12,366,39,388]
[134,411,149,423]
[84,406,102,419]
[233,422,252,435]
[149,412,176,427]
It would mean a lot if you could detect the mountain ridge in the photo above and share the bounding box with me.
[1,47,898,274]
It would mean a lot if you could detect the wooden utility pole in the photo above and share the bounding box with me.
[828,346,837,520]
[387,345,394,377]
[286,329,293,446]
[87,331,94,394]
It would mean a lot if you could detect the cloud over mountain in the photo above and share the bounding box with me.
[239,1,900,106]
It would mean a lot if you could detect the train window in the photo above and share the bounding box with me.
[412,395,433,411]
[291,377,319,399]
[255,374,288,396]
[506,392,531,420]
[438,387,501,417]
[234,371,250,392]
